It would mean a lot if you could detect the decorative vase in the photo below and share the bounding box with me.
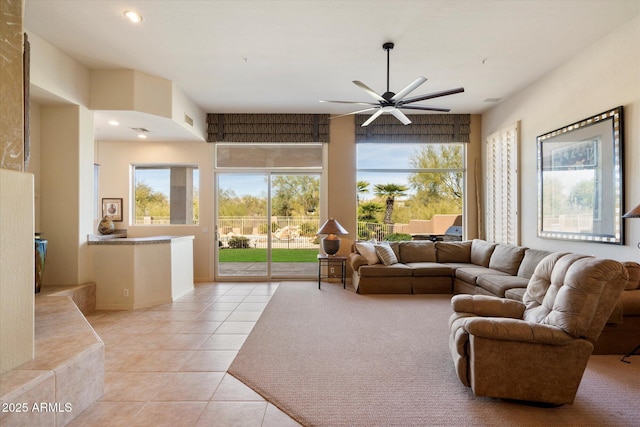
[34,232,47,294]
[98,216,115,235]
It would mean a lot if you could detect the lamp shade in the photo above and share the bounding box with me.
[623,204,640,218]
[317,218,348,235]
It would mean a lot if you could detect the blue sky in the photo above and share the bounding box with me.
[136,144,425,199]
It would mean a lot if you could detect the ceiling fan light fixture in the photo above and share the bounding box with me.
[320,42,464,126]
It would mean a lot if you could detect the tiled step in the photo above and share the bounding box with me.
[39,283,96,315]
[0,295,104,426]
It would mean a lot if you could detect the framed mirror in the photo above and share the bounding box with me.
[537,106,623,244]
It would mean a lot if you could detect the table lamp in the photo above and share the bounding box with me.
[317,218,348,255]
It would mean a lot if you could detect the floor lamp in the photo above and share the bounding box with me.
[621,202,640,363]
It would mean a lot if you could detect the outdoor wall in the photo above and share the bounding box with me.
[482,15,640,261]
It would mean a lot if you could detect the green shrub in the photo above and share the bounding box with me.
[384,233,412,242]
[228,236,250,249]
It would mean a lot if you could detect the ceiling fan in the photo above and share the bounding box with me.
[320,42,464,126]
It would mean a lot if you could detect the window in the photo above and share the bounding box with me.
[133,165,199,225]
[356,143,464,240]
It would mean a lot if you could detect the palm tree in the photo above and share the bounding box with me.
[357,180,370,202]
[374,183,408,224]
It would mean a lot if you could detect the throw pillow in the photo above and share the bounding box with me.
[355,241,380,265]
[375,242,398,266]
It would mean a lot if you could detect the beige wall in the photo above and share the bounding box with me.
[482,15,640,261]
[0,170,35,374]
[97,140,213,281]
[327,116,357,255]
[39,104,95,285]
[0,0,34,375]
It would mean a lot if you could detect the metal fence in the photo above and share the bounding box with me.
[136,215,411,246]
[218,216,321,249]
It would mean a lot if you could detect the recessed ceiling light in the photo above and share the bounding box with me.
[108,120,119,126]
[137,133,148,139]
[123,10,143,23]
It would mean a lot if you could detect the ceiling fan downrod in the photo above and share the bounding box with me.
[382,42,394,101]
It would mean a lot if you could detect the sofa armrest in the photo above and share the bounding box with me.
[348,252,367,272]
[451,294,525,319]
[462,317,574,345]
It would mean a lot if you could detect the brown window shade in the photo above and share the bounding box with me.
[355,114,470,143]
[207,114,330,143]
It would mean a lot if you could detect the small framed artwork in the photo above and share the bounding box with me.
[102,198,123,222]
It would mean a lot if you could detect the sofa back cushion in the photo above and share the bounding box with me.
[489,244,527,275]
[435,241,471,263]
[524,253,628,341]
[399,241,436,263]
[355,241,380,265]
[516,248,551,279]
[623,261,640,290]
[470,239,497,267]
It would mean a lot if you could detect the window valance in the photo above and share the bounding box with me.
[355,114,470,143]
[207,114,330,143]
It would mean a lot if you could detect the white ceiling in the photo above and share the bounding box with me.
[24,0,640,141]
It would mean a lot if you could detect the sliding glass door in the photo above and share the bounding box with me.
[216,173,269,277]
[215,172,320,280]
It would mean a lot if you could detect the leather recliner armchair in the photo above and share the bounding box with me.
[449,252,628,405]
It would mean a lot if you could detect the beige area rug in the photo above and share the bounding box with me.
[229,283,640,426]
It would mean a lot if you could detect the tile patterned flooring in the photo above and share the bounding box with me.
[71,282,302,427]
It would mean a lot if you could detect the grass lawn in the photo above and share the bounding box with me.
[218,248,318,262]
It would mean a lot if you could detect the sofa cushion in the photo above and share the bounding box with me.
[355,241,380,265]
[406,262,453,277]
[399,241,436,263]
[476,274,529,297]
[358,263,413,277]
[623,261,640,290]
[488,244,526,275]
[375,242,398,266]
[517,249,552,279]
[620,291,640,315]
[436,241,471,263]
[505,287,526,301]
[470,239,497,267]
[455,266,508,284]
[348,252,368,272]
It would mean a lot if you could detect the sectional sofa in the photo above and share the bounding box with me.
[347,239,640,355]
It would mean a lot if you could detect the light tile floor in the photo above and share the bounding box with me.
[70,282,302,427]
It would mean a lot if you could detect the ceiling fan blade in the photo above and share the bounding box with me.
[389,108,412,125]
[361,109,385,127]
[319,100,378,106]
[398,87,465,106]
[330,107,377,119]
[399,105,451,112]
[353,80,386,102]
[390,76,427,102]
